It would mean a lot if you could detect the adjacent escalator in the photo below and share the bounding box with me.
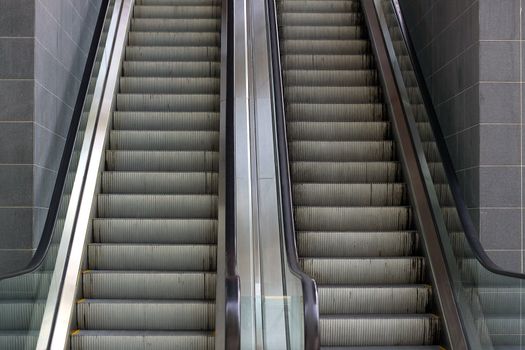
[273,0,443,347]
[70,0,221,347]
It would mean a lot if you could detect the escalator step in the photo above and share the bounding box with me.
[289,141,395,162]
[281,55,374,70]
[292,183,407,206]
[128,32,220,47]
[116,94,219,112]
[0,272,52,299]
[0,301,45,330]
[70,330,214,350]
[300,257,425,284]
[133,6,221,19]
[317,285,431,314]
[76,300,215,330]
[295,206,412,231]
[279,13,363,26]
[285,103,385,122]
[280,39,370,55]
[290,161,401,183]
[109,131,219,151]
[280,26,364,40]
[287,121,389,141]
[97,194,218,218]
[113,112,220,131]
[93,218,217,244]
[82,271,216,299]
[320,314,439,346]
[125,46,220,61]
[122,61,220,78]
[283,70,377,86]
[278,0,359,13]
[101,172,218,194]
[137,0,221,5]
[284,86,381,103]
[131,18,221,32]
[120,77,220,94]
[297,231,418,257]
[105,150,219,172]
[87,244,217,271]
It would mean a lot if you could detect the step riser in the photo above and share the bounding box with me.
[318,287,431,314]
[71,334,215,350]
[88,245,217,271]
[93,219,217,244]
[77,302,215,330]
[83,273,216,299]
[301,258,425,284]
[102,172,219,194]
[105,151,219,172]
[294,207,413,231]
[297,231,418,257]
[320,316,439,346]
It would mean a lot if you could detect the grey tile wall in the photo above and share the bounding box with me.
[0,0,35,274]
[0,0,102,274]
[399,0,525,272]
[33,0,101,246]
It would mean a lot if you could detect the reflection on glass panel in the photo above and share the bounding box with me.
[0,3,114,349]
[377,1,525,348]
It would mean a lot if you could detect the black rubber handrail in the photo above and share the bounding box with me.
[266,0,321,348]
[0,0,109,282]
[224,0,241,347]
[391,0,525,280]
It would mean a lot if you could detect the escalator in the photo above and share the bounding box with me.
[273,0,441,347]
[70,0,221,347]
[269,0,525,349]
[0,0,239,349]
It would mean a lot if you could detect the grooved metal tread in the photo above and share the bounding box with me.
[70,330,214,350]
[277,0,441,346]
[71,0,221,347]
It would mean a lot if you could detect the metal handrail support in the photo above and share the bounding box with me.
[266,0,321,348]
[361,0,469,349]
[43,1,135,348]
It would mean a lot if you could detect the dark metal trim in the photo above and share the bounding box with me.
[361,1,469,349]
[224,0,241,347]
[0,0,109,282]
[266,0,321,348]
[391,0,525,280]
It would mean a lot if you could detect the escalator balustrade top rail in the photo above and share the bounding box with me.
[0,0,110,282]
[388,0,525,280]
[370,0,525,349]
[267,0,321,349]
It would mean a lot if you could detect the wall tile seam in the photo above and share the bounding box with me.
[456,165,524,173]
[414,0,479,55]
[434,81,479,108]
[35,77,77,112]
[0,248,37,251]
[0,78,34,81]
[425,41,479,81]
[35,36,88,82]
[0,206,50,209]
[408,4,436,30]
[67,0,88,21]
[476,207,525,210]
[34,122,68,141]
[0,163,60,174]
[479,81,522,84]
[87,0,99,11]
[0,36,35,39]
[36,0,92,58]
[484,249,523,252]
[443,122,523,139]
